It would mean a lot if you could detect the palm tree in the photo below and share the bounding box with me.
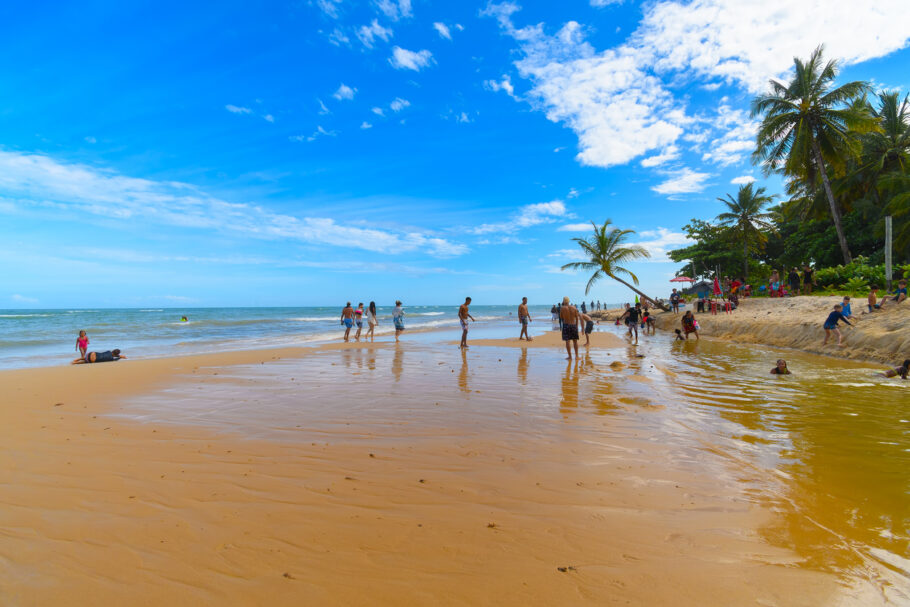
[561,220,668,311]
[751,45,873,264]
[716,183,776,279]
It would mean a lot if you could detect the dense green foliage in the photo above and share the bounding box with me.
[669,47,910,287]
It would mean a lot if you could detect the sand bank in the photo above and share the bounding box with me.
[1,340,851,605]
[635,296,910,364]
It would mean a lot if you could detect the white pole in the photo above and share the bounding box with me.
[885,216,893,291]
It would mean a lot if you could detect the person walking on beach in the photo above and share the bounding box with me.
[788,267,801,296]
[623,303,642,341]
[354,303,365,341]
[392,300,404,342]
[365,301,378,342]
[340,302,355,342]
[551,304,558,322]
[559,297,581,360]
[458,297,475,349]
[580,301,587,314]
[681,310,699,340]
[72,349,127,364]
[75,330,89,359]
[518,297,532,341]
[670,289,681,314]
[556,303,563,331]
[822,303,851,346]
[803,264,815,295]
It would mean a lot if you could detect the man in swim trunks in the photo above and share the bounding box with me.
[518,297,532,341]
[559,296,581,360]
[580,311,594,346]
[72,349,127,364]
[623,303,642,341]
[458,297,475,349]
[340,302,355,342]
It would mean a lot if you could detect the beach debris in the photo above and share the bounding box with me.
[556,566,577,573]
[418,479,426,483]
[487,522,496,528]
[344,476,356,481]
[369,453,375,458]
[282,572,296,580]
[54,402,64,406]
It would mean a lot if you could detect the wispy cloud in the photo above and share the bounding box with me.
[632,227,690,261]
[483,75,515,97]
[225,104,252,115]
[472,200,569,235]
[360,121,373,129]
[556,222,593,232]
[316,0,343,18]
[11,293,39,304]
[652,168,712,195]
[375,0,412,21]
[0,149,467,257]
[84,136,97,144]
[357,19,393,48]
[389,46,433,71]
[289,126,337,142]
[333,83,357,100]
[389,97,410,112]
[433,22,452,40]
[730,175,756,185]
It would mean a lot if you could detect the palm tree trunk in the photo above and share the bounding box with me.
[742,228,749,281]
[610,275,670,312]
[811,136,852,264]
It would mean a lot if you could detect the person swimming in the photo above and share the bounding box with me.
[180,316,188,322]
[879,359,910,379]
[770,359,791,374]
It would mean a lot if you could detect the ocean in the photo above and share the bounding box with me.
[0,304,615,369]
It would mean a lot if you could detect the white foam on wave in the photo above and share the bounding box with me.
[291,316,339,322]
[0,314,50,318]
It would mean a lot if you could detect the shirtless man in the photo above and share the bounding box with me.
[580,311,594,346]
[72,349,127,364]
[458,297,475,349]
[340,302,355,342]
[559,296,581,360]
[518,297,532,341]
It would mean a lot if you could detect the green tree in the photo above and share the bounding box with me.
[561,220,667,310]
[667,219,741,280]
[752,45,873,264]
[715,183,776,280]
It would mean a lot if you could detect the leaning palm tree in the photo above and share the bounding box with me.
[751,45,873,264]
[562,220,668,311]
[716,183,776,279]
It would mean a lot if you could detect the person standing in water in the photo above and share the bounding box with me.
[458,297,475,349]
[75,330,89,359]
[353,303,365,341]
[559,296,581,360]
[580,311,594,346]
[681,310,699,340]
[392,300,404,342]
[340,302,355,342]
[518,297,532,341]
[365,301,378,342]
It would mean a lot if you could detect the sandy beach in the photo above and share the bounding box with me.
[2,331,878,606]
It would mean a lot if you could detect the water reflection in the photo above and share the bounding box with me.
[458,348,469,394]
[392,345,403,382]
[560,360,580,414]
[517,348,528,385]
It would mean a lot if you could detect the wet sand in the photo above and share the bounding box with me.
[0,336,873,605]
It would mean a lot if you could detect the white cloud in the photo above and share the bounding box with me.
[328,28,350,46]
[84,136,97,144]
[11,294,38,304]
[455,23,464,31]
[333,83,357,100]
[433,22,452,40]
[557,222,593,232]
[389,97,410,112]
[360,121,373,129]
[472,200,568,234]
[371,106,385,116]
[652,168,712,195]
[0,149,467,257]
[483,75,515,97]
[731,175,756,185]
[290,126,337,142]
[633,227,690,261]
[316,0,343,18]
[483,0,910,171]
[456,112,472,123]
[389,46,433,71]
[263,114,275,123]
[357,19,393,48]
[375,0,412,21]
[318,99,331,115]
[590,0,623,5]
[225,104,252,115]
[640,145,680,167]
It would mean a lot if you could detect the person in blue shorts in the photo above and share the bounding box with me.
[822,303,851,346]
[340,302,355,342]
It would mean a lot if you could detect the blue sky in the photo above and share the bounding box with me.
[2,0,909,308]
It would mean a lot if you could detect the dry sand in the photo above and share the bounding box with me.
[0,340,846,605]
[647,296,910,364]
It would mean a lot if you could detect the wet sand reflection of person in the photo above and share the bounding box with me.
[392,344,404,382]
[459,348,469,394]
[560,360,580,415]
[517,348,529,385]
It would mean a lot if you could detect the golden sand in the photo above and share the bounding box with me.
[0,340,850,605]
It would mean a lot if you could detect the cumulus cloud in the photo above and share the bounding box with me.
[357,19,393,48]
[652,168,712,195]
[482,0,910,171]
[633,227,690,261]
[433,22,452,39]
[375,0,412,21]
[731,175,756,185]
[472,200,569,234]
[389,97,410,112]
[640,145,680,168]
[0,149,467,257]
[333,83,357,100]
[389,46,434,71]
[483,75,515,97]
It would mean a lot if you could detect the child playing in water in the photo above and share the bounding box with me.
[879,359,910,379]
[822,304,852,346]
[75,330,89,358]
[674,329,685,341]
[770,359,791,374]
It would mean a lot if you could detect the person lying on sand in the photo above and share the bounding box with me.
[770,359,791,374]
[879,359,910,379]
[822,304,852,347]
[72,349,127,364]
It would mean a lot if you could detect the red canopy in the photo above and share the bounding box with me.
[713,277,723,296]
